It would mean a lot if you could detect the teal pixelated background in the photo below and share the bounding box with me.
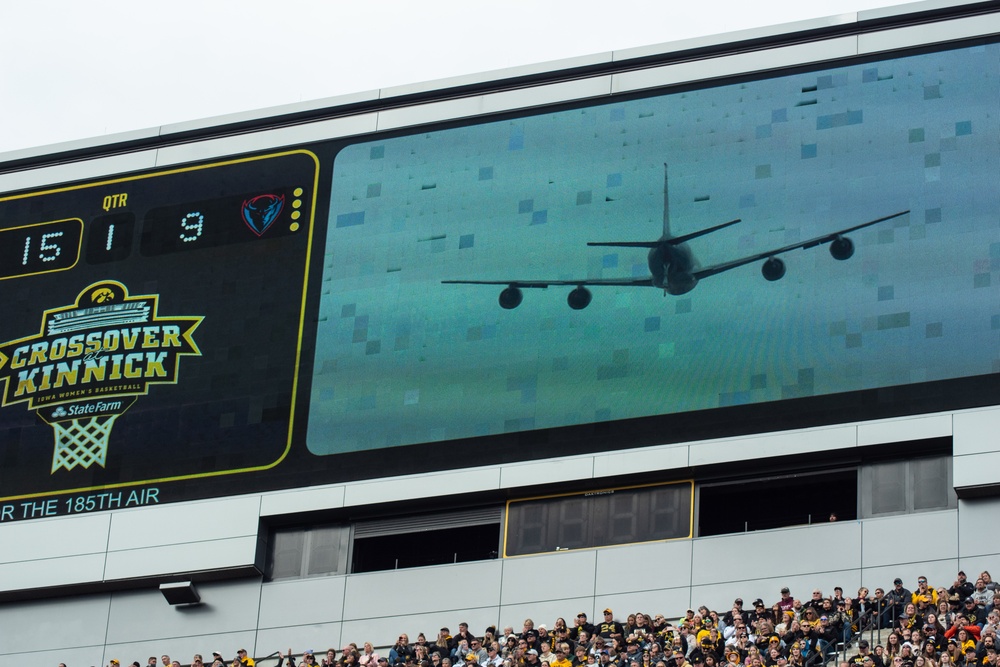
[308,44,1000,454]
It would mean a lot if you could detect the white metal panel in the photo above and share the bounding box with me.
[957,497,1000,559]
[858,13,1000,54]
[0,553,108,593]
[860,509,957,568]
[499,456,594,490]
[688,424,856,467]
[258,577,347,629]
[107,496,260,551]
[613,13,859,62]
[592,445,689,478]
[260,485,347,517]
[0,150,159,194]
[611,37,859,95]
[500,550,597,606]
[478,77,612,115]
[953,451,1000,489]
[344,561,503,619]
[0,592,111,654]
[104,582,262,645]
[691,521,861,585]
[159,89,381,136]
[858,0,974,20]
[381,52,613,99]
[0,511,110,564]
[857,413,952,446]
[153,113,379,167]
[595,539,693,596]
[376,77,612,132]
[103,535,259,581]
[952,407,1000,456]
[0,646,106,667]
[0,127,159,166]
[375,94,489,132]
[343,467,501,507]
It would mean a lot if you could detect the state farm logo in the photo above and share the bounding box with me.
[48,399,126,419]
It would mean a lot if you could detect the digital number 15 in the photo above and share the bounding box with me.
[0,219,82,281]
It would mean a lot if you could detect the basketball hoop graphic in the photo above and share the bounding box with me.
[0,281,202,473]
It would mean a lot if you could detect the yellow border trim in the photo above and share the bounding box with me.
[502,479,694,558]
[0,149,320,503]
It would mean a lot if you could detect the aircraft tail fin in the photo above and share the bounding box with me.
[662,163,671,238]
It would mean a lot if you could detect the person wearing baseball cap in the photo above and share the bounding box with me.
[600,610,626,641]
[575,613,597,641]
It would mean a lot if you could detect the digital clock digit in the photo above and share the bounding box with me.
[0,219,82,280]
[85,212,134,264]
[180,212,204,242]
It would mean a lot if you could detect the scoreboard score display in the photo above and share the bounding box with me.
[0,151,319,515]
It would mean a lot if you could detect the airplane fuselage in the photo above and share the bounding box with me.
[649,238,700,295]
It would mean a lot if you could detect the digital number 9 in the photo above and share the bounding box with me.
[180,211,204,243]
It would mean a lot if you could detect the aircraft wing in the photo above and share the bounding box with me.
[692,210,909,280]
[441,277,655,288]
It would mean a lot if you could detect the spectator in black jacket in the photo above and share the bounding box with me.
[392,637,416,667]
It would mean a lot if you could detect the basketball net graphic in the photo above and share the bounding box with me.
[0,281,202,474]
[46,409,123,471]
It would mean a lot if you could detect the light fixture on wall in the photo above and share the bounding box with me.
[159,581,201,606]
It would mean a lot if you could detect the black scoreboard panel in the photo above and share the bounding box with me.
[0,151,319,507]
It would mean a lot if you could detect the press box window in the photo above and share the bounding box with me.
[861,455,956,517]
[504,481,692,557]
[266,523,350,580]
[351,507,502,574]
[698,469,858,537]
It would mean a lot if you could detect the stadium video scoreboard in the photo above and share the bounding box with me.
[0,151,319,516]
[2,36,999,524]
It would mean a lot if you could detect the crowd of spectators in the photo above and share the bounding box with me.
[95,571,1000,667]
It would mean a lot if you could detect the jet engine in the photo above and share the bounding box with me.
[499,286,523,309]
[829,235,854,260]
[567,286,592,310]
[761,256,786,281]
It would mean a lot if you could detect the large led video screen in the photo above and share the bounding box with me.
[308,43,999,455]
[0,39,997,521]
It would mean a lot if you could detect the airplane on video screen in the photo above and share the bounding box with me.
[443,164,908,310]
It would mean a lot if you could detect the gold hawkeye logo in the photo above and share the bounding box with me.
[0,281,203,472]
